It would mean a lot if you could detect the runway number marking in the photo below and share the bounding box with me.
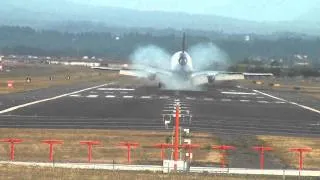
[0,83,114,114]
[253,89,320,114]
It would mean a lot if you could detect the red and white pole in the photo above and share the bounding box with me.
[174,104,180,170]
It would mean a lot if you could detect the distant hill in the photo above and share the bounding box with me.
[1,0,320,35]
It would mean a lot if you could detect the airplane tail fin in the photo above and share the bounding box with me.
[182,32,186,53]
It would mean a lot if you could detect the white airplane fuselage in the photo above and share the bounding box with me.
[170,51,193,81]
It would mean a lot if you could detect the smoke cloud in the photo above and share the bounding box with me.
[188,42,230,71]
[129,45,171,69]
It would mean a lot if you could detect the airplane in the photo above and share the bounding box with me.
[93,33,273,89]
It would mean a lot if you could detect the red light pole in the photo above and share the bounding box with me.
[118,142,139,164]
[252,146,273,170]
[181,144,200,162]
[289,147,312,170]
[0,138,23,160]
[212,145,236,168]
[153,143,173,160]
[80,141,101,163]
[174,104,180,170]
[42,140,63,162]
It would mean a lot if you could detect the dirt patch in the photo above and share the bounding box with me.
[257,135,320,169]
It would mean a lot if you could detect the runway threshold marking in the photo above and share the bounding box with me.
[0,82,114,114]
[253,89,320,114]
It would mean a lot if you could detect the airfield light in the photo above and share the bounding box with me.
[212,145,236,168]
[289,147,312,171]
[0,138,23,160]
[153,143,173,160]
[80,141,101,163]
[7,81,14,88]
[252,146,273,170]
[42,140,64,162]
[180,143,200,161]
[118,142,139,164]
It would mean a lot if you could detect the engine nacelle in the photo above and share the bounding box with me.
[207,76,215,84]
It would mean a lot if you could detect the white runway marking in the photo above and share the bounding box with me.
[258,101,269,104]
[105,95,116,98]
[140,96,151,99]
[86,95,98,98]
[275,101,286,104]
[104,91,114,94]
[253,89,320,114]
[240,100,250,102]
[159,96,170,99]
[97,88,135,91]
[120,91,129,94]
[256,96,265,99]
[221,99,232,102]
[89,91,97,93]
[221,92,257,95]
[204,98,214,101]
[0,83,114,114]
[123,96,134,99]
[186,97,196,100]
[69,94,81,97]
[241,96,248,98]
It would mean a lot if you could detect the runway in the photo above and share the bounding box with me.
[0,81,319,137]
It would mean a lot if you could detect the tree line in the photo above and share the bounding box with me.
[1,26,320,64]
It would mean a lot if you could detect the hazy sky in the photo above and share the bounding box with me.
[70,0,319,22]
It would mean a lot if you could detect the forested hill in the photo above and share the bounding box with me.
[1,26,320,63]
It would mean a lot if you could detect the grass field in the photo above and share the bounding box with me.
[0,128,220,165]
[257,135,320,169]
[0,65,118,94]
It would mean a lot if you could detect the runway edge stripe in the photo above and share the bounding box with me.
[0,82,114,114]
[253,89,320,114]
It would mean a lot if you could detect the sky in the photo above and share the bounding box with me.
[70,0,319,22]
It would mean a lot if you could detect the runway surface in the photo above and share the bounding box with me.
[0,81,319,137]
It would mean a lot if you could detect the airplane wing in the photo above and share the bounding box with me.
[190,71,273,86]
[119,65,172,80]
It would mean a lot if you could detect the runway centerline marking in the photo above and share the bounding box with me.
[0,82,114,114]
[221,92,257,95]
[106,95,116,98]
[253,89,320,114]
[140,96,151,99]
[221,99,232,102]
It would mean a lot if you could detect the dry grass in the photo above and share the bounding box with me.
[0,65,118,94]
[0,129,220,165]
[257,135,320,169]
[0,164,306,180]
